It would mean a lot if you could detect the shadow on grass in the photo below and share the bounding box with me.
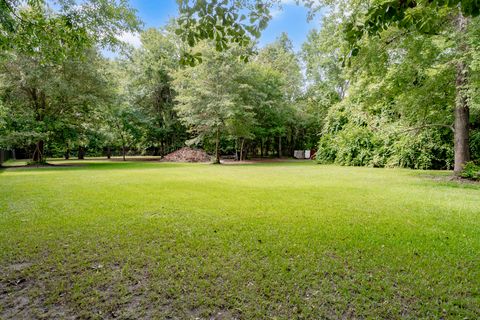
[0,161,191,174]
[0,159,320,173]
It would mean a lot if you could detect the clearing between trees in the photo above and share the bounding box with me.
[0,161,478,319]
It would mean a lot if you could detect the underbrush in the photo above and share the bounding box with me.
[460,162,480,180]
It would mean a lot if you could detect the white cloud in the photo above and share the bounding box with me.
[270,7,283,18]
[117,31,141,48]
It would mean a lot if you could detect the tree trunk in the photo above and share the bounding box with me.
[32,140,44,162]
[235,138,239,161]
[122,144,126,161]
[214,128,220,164]
[64,144,70,160]
[240,138,245,161]
[12,149,16,160]
[107,146,111,159]
[278,136,282,158]
[453,12,470,175]
[454,80,470,174]
[78,146,85,160]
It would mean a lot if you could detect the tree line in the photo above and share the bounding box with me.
[0,0,479,173]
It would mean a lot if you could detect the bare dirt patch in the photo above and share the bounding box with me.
[8,262,32,272]
[420,174,480,185]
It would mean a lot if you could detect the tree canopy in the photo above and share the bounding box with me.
[0,0,479,175]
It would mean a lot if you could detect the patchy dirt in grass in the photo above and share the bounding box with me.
[0,258,182,319]
[8,262,32,272]
[446,175,480,184]
[420,174,480,185]
[162,147,211,163]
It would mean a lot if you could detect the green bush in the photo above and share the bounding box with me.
[386,130,453,170]
[460,162,480,181]
[470,130,480,162]
[317,125,454,170]
[316,133,337,163]
[27,159,48,166]
[334,124,378,166]
[316,96,455,170]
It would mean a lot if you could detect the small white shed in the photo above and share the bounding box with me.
[294,150,305,159]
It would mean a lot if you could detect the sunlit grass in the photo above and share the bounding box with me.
[0,161,479,318]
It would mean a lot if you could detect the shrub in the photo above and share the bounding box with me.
[470,130,480,162]
[460,162,480,181]
[27,159,48,166]
[316,133,337,163]
[316,98,454,169]
[334,124,378,166]
[386,130,453,170]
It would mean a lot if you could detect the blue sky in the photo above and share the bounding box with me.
[118,0,325,53]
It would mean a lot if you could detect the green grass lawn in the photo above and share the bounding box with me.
[0,161,479,319]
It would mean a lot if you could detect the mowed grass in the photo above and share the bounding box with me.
[0,161,479,319]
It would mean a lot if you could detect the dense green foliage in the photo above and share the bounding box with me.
[0,0,139,62]
[1,0,479,171]
[1,161,479,318]
[308,1,480,170]
[176,0,273,65]
[173,0,480,174]
[460,161,480,180]
[0,0,140,161]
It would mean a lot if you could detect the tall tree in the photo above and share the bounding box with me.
[179,0,480,172]
[0,49,114,161]
[0,1,139,162]
[173,43,248,163]
[126,26,187,156]
[345,0,480,173]
[255,33,303,156]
